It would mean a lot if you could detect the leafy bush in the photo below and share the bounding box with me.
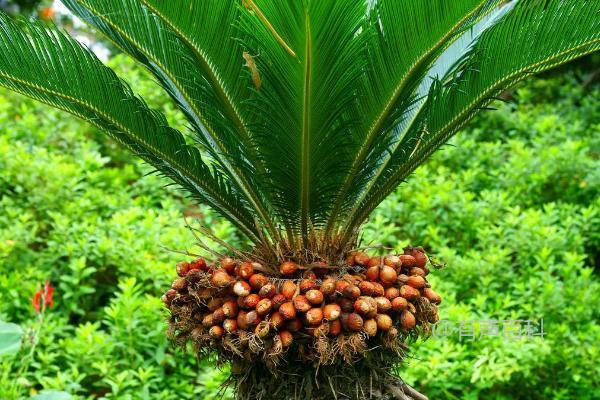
[0,56,598,399]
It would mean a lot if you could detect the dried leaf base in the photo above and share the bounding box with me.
[230,354,428,400]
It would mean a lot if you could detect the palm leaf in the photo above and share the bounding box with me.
[340,0,600,240]
[322,0,503,237]
[238,0,367,242]
[0,11,262,242]
[61,0,282,241]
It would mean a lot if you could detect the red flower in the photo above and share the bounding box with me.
[44,280,54,309]
[32,280,54,314]
[32,290,42,313]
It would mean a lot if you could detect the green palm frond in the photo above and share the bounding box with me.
[0,0,597,254]
[237,0,367,242]
[61,0,282,242]
[0,11,261,243]
[339,0,600,241]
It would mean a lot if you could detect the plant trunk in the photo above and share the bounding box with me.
[230,355,428,400]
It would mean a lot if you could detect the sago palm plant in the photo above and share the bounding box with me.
[0,0,598,399]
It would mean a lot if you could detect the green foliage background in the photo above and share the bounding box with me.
[0,55,598,399]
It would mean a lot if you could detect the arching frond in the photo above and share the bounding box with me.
[0,11,261,242]
[340,0,600,240]
[61,0,281,241]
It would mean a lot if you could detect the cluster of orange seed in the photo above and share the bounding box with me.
[163,247,441,364]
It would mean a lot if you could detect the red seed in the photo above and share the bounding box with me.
[391,297,408,312]
[343,284,361,299]
[236,296,246,310]
[176,261,190,277]
[306,289,324,305]
[190,258,207,271]
[354,298,374,316]
[233,281,251,297]
[367,257,383,268]
[252,262,264,270]
[347,313,364,332]
[323,304,341,320]
[329,319,342,336]
[249,273,269,290]
[211,270,233,288]
[407,247,427,269]
[271,294,287,310]
[269,312,285,329]
[237,311,249,330]
[238,262,254,279]
[409,267,425,277]
[406,275,426,289]
[245,310,260,326]
[293,295,311,312]
[171,277,187,291]
[223,319,238,333]
[281,280,297,299]
[305,308,324,326]
[372,283,385,297]
[279,302,297,320]
[376,314,393,331]
[299,279,318,293]
[365,266,379,282]
[374,297,392,313]
[363,318,378,337]
[256,298,273,316]
[321,279,336,295]
[209,325,224,339]
[385,287,400,300]
[285,318,302,332]
[354,252,370,266]
[279,261,298,276]
[398,254,417,268]
[379,266,397,285]
[259,283,276,298]
[399,285,420,300]
[212,308,225,325]
[222,300,238,318]
[384,255,400,268]
[400,310,416,330]
[335,280,350,293]
[358,281,374,296]
[220,257,236,273]
[423,288,442,304]
[243,294,260,309]
[162,289,177,306]
[278,330,294,347]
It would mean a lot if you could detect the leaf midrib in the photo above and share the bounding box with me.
[300,11,312,242]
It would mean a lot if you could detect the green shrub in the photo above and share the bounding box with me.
[0,57,598,399]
